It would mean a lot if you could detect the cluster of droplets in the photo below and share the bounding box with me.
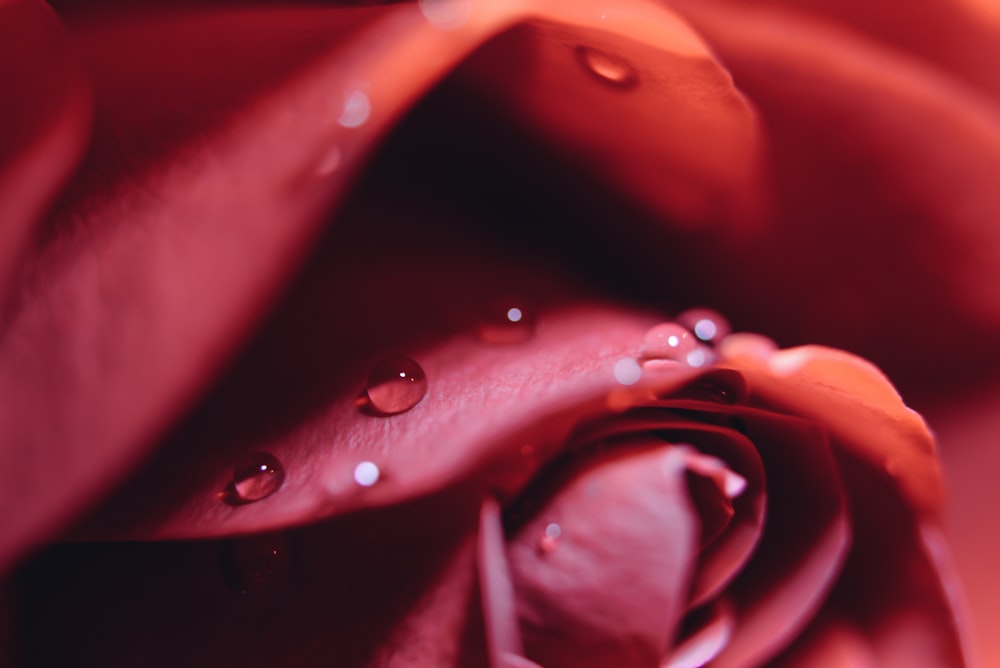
[222,306,733,513]
[616,308,731,387]
[222,301,538,506]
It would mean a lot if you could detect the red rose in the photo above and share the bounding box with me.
[1,0,992,665]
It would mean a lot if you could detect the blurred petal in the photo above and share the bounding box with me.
[0,0,90,296]
[13,487,488,666]
[692,0,1000,99]
[650,1,1000,386]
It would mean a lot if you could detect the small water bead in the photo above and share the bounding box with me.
[365,356,427,415]
[641,323,698,362]
[220,532,292,595]
[477,301,535,344]
[575,45,639,89]
[676,308,731,346]
[353,461,381,487]
[538,523,562,554]
[224,452,285,505]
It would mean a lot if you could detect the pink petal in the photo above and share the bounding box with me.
[505,443,698,668]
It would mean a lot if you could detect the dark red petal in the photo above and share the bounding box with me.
[13,487,488,666]
[711,409,849,667]
[0,0,90,296]
[774,451,970,667]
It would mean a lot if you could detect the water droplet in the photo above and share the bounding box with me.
[641,323,698,362]
[338,89,371,128]
[353,461,381,487]
[477,301,535,344]
[575,45,639,89]
[220,532,292,595]
[224,452,285,505]
[613,357,642,386]
[676,308,731,345]
[365,356,428,415]
[538,523,562,554]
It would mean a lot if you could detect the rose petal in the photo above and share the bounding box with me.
[708,408,849,667]
[0,0,90,295]
[648,1,1000,386]
[723,343,943,514]
[772,451,970,666]
[505,444,698,668]
[13,486,488,666]
[693,0,1000,99]
[0,0,769,575]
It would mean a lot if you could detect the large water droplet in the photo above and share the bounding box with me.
[576,45,639,89]
[641,323,698,361]
[220,532,292,595]
[676,308,731,346]
[365,356,427,415]
[477,301,535,344]
[224,452,285,505]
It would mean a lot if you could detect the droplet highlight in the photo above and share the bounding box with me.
[220,532,292,595]
[538,523,562,554]
[641,323,698,362]
[224,452,285,505]
[576,45,639,89]
[354,461,381,487]
[365,356,428,415]
[477,301,535,344]
[338,89,371,128]
[676,308,731,345]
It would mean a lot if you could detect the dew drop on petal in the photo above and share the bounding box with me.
[365,356,427,415]
[224,452,285,505]
[477,301,535,344]
[353,461,381,487]
[575,45,639,89]
[676,308,731,345]
[338,89,370,128]
[641,323,698,362]
[614,357,642,385]
[220,532,292,595]
[538,523,562,554]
